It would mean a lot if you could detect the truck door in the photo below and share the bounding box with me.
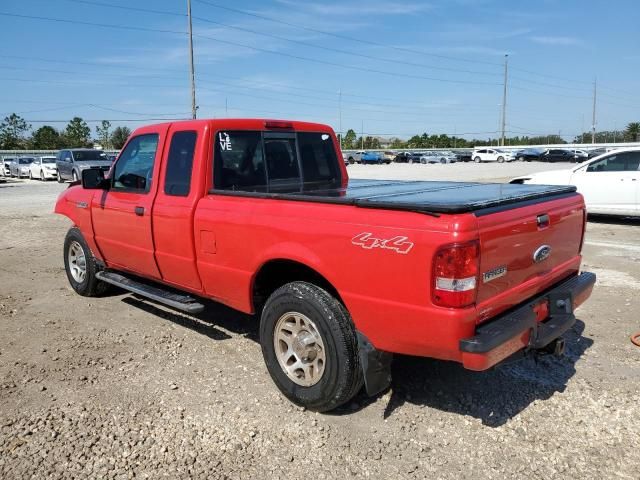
[151,125,207,291]
[91,124,168,279]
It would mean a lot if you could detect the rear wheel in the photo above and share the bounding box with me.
[63,227,110,297]
[260,281,363,412]
[474,156,481,163]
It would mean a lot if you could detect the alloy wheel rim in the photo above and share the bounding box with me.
[68,241,87,283]
[273,312,326,387]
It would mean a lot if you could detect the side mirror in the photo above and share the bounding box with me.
[82,168,109,190]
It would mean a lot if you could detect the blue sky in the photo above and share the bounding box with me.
[1,0,638,141]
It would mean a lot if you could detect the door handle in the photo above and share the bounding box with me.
[134,206,145,216]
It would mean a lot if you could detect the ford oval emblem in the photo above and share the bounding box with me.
[533,245,552,263]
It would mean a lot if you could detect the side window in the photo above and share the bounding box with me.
[112,134,159,192]
[264,137,299,186]
[164,131,197,196]
[587,154,625,172]
[624,151,640,171]
[213,131,267,191]
[298,132,340,187]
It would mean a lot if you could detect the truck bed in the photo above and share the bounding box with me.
[213,179,577,215]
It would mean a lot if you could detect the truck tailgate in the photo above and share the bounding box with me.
[474,194,585,323]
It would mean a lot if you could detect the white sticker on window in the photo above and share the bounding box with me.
[219,132,232,151]
[321,134,329,140]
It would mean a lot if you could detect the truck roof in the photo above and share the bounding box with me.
[215,179,577,215]
[137,118,335,133]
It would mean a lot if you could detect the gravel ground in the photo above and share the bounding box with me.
[1,164,639,479]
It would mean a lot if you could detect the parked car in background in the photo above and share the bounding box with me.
[10,157,35,178]
[2,158,15,176]
[382,151,395,164]
[345,151,365,164]
[29,156,58,180]
[539,149,584,163]
[513,148,542,162]
[56,148,111,183]
[472,148,513,163]
[571,149,589,161]
[511,147,640,216]
[359,151,386,164]
[587,147,616,159]
[454,150,472,162]
[433,151,457,164]
[393,151,413,163]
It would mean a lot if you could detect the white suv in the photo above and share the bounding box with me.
[472,148,513,163]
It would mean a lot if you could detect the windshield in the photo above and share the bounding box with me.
[74,150,108,161]
[19,158,35,164]
[41,157,56,163]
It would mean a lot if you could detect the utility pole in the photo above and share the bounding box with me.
[361,120,364,149]
[591,79,597,144]
[338,89,342,149]
[500,54,508,147]
[187,0,197,119]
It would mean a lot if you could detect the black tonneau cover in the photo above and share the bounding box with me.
[213,179,577,215]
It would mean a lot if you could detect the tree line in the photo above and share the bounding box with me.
[0,114,131,150]
[2,112,640,151]
[339,122,640,149]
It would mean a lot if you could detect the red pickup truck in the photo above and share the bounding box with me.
[55,119,595,411]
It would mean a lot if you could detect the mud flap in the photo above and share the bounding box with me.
[357,332,393,396]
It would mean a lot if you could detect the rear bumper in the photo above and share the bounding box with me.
[459,271,596,371]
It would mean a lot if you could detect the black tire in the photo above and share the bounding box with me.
[474,156,481,163]
[497,156,504,163]
[72,170,78,182]
[260,281,363,412]
[63,227,110,297]
[518,156,525,161]
[57,172,64,183]
[40,170,45,181]
[29,171,33,180]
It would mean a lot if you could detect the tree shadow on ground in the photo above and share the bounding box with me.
[346,320,592,427]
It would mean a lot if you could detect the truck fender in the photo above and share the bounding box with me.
[54,187,104,262]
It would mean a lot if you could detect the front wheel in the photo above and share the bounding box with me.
[57,172,64,183]
[72,170,78,182]
[63,227,110,297]
[474,156,481,163]
[497,156,505,163]
[260,282,363,412]
[29,171,33,180]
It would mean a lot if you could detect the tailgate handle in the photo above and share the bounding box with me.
[537,214,550,229]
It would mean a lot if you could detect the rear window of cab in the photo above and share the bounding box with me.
[213,130,341,193]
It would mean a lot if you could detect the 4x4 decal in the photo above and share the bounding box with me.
[351,232,414,254]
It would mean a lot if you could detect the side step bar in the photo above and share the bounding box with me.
[96,271,205,314]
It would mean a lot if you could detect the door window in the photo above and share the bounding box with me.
[164,131,197,196]
[112,134,159,192]
[586,152,640,172]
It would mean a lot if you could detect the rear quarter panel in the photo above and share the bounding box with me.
[194,195,480,360]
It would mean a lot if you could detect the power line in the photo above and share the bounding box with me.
[0,11,500,86]
[56,0,502,77]
[193,0,503,67]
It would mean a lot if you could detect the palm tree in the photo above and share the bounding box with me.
[625,122,640,142]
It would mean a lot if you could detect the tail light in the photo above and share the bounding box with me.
[432,241,479,308]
